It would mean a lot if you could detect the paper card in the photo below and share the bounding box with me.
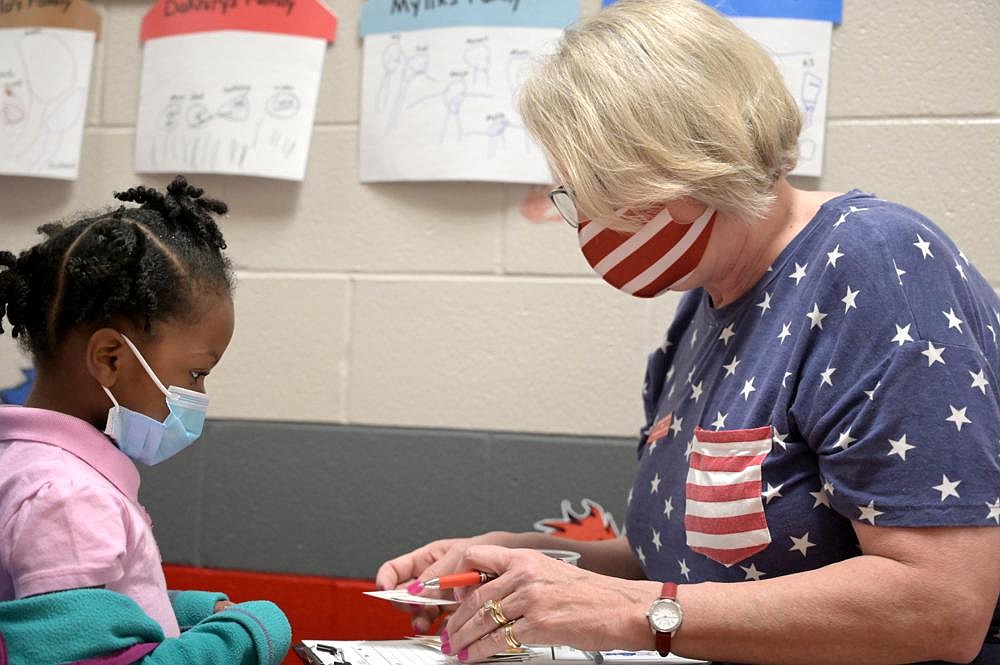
[135,0,336,181]
[363,589,458,606]
[0,27,95,179]
[358,0,578,184]
[0,0,102,37]
[0,1,100,180]
[730,17,832,177]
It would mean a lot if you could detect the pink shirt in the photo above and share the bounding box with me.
[0,406,180,637]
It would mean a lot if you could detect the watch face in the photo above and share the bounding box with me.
[650,599,683,632]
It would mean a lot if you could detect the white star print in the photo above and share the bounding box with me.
[892,324,914,346]
[690,381,704,402]
[670,415,684,436]
[986,498,1000,524]
[943,308,964,333]
[826,244,844,268]
[932,474,961,501]
[988,324,997,343]
[687,367,697,384]
[772,430,789,450]
[806,303,828,330]
[648,439,657,453]
[921,341,946,367]
[690,328,699,348]
[756,292,772,316]
[781,371,792,389]
[809,488,831,509]
[788,262,808,286]
[636,547,646,566]
[666,367,675,382]
[718,323,736,345]
[913,234,934,259]
[723,357,741,377]
[740,377,757,400]
[777,322,792,344]
[822,478,835,495]
[946,405,971,432]
[864,381,881,401]
[666,384,675,399]
[959,249,969,265]
[820,365,837,387]
[841,286,860,313]
[833,211,850,228]
[789,533,815,557]
[895,263,912,287]
[833,428,856,450]
[762,483,784,504]
[663,496,674,519]
[888,434,916,461]
[627,488,633,506]
[970,369,990,394]
[685,436,695,460]
[858,500,884,525]
[650,473,661,494]
[955,261,967,281]
[741,563,765,581]
[651,529,662,552]
[678,559,691,581]
[711,411,728,430]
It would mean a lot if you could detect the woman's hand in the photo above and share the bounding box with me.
[375,533,520,633]
[442,545,659,662]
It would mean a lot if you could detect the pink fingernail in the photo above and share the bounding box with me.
[407,580,425,594]
[458,649,469,662]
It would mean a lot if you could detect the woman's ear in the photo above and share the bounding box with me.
[665,197,709,225]
[86,328,124,389]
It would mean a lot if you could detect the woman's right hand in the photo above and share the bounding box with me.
[375,532,516,633]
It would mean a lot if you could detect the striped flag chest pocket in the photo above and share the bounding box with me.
[685,425,774,567]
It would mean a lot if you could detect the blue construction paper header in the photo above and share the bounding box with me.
[602,0,842,24]
[361,0,580,36]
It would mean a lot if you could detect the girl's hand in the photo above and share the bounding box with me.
[375,533,517,634]
[213,600,236,612]
[442,545,659,662]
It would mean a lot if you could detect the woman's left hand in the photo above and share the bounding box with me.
[443,545,659,662]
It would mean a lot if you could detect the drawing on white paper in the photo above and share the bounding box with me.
[0,27,94,179]
[360,26,561,183]
[135,31,325,181]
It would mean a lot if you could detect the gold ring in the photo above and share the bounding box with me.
[503,620,522,649]
[484,599,507,627]
[491,599,512,625]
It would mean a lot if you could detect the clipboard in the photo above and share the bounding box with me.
[293,640,709,665]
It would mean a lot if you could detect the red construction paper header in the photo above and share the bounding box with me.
[141,0,337,43]
[0,0,102,39]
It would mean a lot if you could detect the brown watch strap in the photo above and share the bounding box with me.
[655,582,678,657]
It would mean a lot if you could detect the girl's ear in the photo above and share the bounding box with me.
[86,328,124,389]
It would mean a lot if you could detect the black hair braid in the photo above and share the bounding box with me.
[115,175,228,251]
[0,176,233,363]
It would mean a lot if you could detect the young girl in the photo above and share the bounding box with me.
[0,177,291,664]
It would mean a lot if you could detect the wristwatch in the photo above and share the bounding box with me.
[646,582,682,657]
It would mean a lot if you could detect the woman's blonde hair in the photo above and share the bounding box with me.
[518,0,801,230]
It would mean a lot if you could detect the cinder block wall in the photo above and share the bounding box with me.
[1,0,998,578]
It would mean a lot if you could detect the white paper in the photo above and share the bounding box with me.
[360,27,559,184]
[135,31,325,181]
[731,17,833,177]
[0,27,94,180]
[363,589,458,606]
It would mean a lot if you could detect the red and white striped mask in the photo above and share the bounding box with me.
[577,206,717,298]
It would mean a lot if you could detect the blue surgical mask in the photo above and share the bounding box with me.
[101,334,209,466]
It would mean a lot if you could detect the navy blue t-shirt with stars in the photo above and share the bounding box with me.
[624,190,1000,653]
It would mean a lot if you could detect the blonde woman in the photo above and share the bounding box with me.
[377,1,1000,663]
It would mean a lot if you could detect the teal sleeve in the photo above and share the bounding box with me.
[141,600,292,665]
[167,589,230,630]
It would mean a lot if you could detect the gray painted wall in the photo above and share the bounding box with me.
[139,420,638,579]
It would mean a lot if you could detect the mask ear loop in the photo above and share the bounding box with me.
[101,385,120,407]
[119,333,171,398]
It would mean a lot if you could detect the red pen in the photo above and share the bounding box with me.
[407,571,497,594]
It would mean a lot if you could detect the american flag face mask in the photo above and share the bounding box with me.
[577,206,717,298]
